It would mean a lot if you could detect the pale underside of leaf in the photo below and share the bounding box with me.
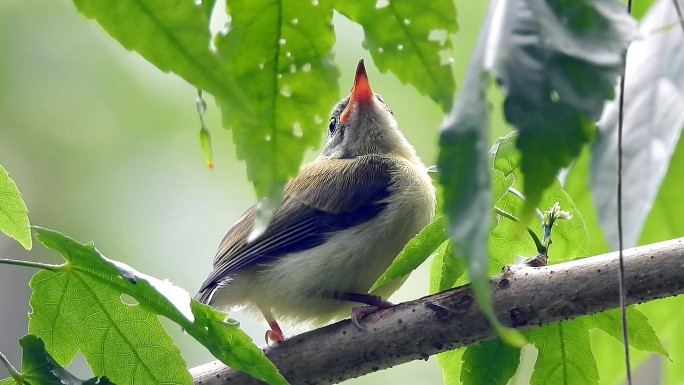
[591,0,684,249]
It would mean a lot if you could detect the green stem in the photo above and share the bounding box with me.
[493,207,546,254]
[0,258,62,272]
[507,187,544,222]
[0,351,26,384]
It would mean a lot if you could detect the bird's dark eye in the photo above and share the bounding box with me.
[328,116,337,133]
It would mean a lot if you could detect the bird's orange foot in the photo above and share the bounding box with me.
[265,329,284,344]
[350,299,393,330]
[264,320,285,344]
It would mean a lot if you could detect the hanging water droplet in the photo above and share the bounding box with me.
[280,85,292,97]
[302,63,312,72]
[397,44,404,50]
[314,115,323,124]
[403,19,411,25]
[292,18,299,25]
[279,38,286,45]
[292,122,303,137]
[375,0,389,8]
[290,64,297,73]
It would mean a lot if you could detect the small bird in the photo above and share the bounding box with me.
[195,59,436,343]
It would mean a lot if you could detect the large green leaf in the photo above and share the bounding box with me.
[71,0,250,114]
[0,335,114,385]
[489,0,637,223]
[438,0,523,347]
[0,164,31,250]
[526,321,599,385]
[335,0,457,111]
[216,0,339,230]
[461,339,520,385]
[591,0,684,249]
[28,228,286,385]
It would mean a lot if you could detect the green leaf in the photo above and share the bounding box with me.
[438,0,523,347]
[436,348,465,385]
[490,133,588,271]
[526,321,599,385]
[581,307,669,358]
[335,0,457,111]
[591,0,684,249]
[461,339,521,385]
[489,0,637,223]
[428,240,465,294]
[71,0,251,115]
[0,164,31,250]
[216,0,339,231]
[0,335,114,385]
[29,228,286,385]
[371,216,447,291]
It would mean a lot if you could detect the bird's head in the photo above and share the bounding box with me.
[318,59,418,161]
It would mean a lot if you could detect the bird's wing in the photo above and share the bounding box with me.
[195,155,395,302]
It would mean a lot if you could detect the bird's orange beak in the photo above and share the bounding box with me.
[340,59,373,124]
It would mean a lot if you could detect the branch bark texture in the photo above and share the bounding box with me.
[191,238,684,385]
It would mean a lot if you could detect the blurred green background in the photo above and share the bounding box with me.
[0,0,496,383]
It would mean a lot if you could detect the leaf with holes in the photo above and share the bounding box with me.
[335,0,457,111]
[526,321,599,385]
[0,335,115,385]
[28,227,286,385]
[591,0,684,249]
[216,0,339,232]
[0,164,31,250]
[489,0,637,224]
[72,0,250,115]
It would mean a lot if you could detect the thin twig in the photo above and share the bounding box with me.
[617,0,633,383]
[493,206,545,254]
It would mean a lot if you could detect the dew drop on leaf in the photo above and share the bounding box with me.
[375,0,389,9]
[265,135,272,141]
[378,47,384,53]
[277,73,282,79]
[285,51,292,58]
[403,19,411,25]
[292,18,299,25]
[279,38,286,45]
[292,122,303,137]
[258,62,265,70]
[302,63,312,72]
[311,0,319,5]
[280,84,292,97]
[397,44,404,50]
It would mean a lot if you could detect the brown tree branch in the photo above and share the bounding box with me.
[191,238,684,385]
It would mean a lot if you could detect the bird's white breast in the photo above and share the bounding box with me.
[211,155,436,327]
